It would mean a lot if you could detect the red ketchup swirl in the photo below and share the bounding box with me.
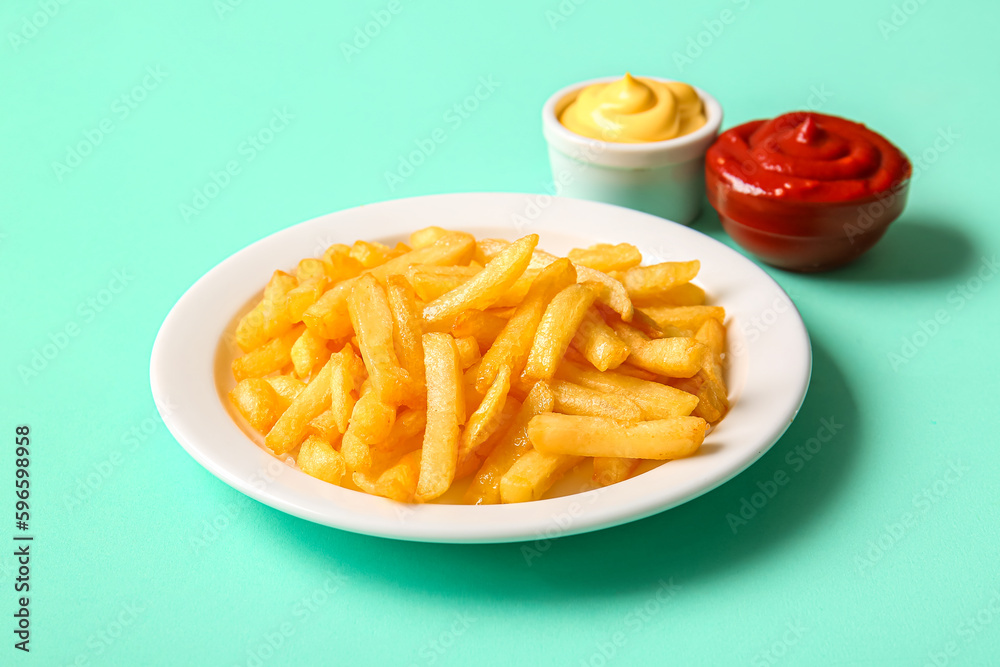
[705,112,912,271]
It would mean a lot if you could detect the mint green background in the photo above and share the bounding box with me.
[3,0,999,665]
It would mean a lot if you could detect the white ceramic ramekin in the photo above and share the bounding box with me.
[542,76,723,225]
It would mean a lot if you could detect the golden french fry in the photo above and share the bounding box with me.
[229,378,285,433]
[528,414,707,459]
[265,358,335,455]
[491,269,541,308]
[524,283,599,381]
[285,276,328,325]
[348,274,412,406]
[422,234,538,324]
[415,333,464,502]
[549,380,642,422]
[307,408,340,442]
[452,309,507,352]
[386,275,426,407]
[529,248,634,322]
[410,226,450,249]
[235,271,297,352]
[297,435,347,485]
[691,318,729,423]
[621,261,700,301]
[355,449,422,502]
[592,457,640,486]
[265,375,306,404]
[464,381,553,505]
[476,258,577,393]
[303,233,476,340]
[570,308,630,371]
[454,335,482,369]
[555,361,698,419]
[350,240,392,268]
[369,408,426,474]
[640,305,725,332]
[613,364,659,381]
[290,328,331,379]
[459,366,510,463]
[232,325,304,382]
[499,449,583,504]
[568,243,642,273]
[610,320,707,378]
[322,250,365,283]
[329,345,366,433]
[455,396,520,480]
[297,258,327,282]
[341,386,396,472]
[406,265,479,302]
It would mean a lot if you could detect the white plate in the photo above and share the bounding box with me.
[150,193,811,543]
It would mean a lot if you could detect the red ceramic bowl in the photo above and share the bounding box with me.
[705,112,911,273]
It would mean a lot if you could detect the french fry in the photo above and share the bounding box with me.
[648,282,706,307]
[455,396,520,480]
[232,325,304,382]
[297,258,328,282]
[549,380,642,422]
[692,318,729,423]
[235,270,297,352]
[307,408,340,442]
[610,320,707,378]
[528,414,707,459]
[454,335,482,369]
[285,276,328,324]
[386,275,426,406]
[409,226,450,249]
[348,274,412,406]
[341,386,396,472]
[464,381,553,505]
[529,249,634,322]
[322,250,365,283]
[555,361,698,419]
[290,328,331,379]
[297,435,347,485]
[355,449,422,502]
[406,265,479,302]
[476,258,577,393]
[570,308,630,371]
[303,233,476,340]
[621,260,700,301]
[459,367,510,464]
[265,358,335,455]
[499,450,583,504]
[265,375,306,404]
[524,283,599,381]
[640,305,725,332]
[350,240,395,268]
[329,345,366,433]
[369,408,426,474]
[415,333,464,502]
[568,243,642,273]
[229,378,285,433]
[422,234,538,324]
[451,310,507,352]
[491,268,541,308]
[592,457,640,486]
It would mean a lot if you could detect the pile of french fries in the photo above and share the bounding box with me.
[227,227,729,504]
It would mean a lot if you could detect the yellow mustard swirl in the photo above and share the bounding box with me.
[559,73,706,143]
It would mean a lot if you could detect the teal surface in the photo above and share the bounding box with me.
[3,0,999,664]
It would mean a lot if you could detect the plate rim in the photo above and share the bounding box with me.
[150,192,812,544]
